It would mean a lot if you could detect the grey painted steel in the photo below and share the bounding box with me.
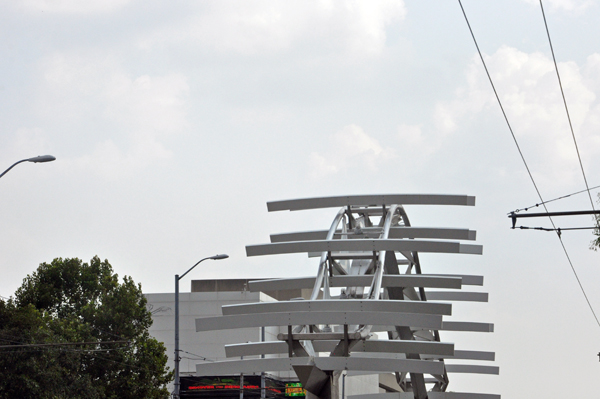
[452,350,495,361]
[316,357,445,375]
[348,393,501,399]
[352,340,454,356]
[308,251,409,260]
[225,340,455,358]
[221,299,452,317]
[196,356,445,375]
[195,194,498,397]
[266,194,476,212]
[248,275,464,292]
[248,277,317,291]
[309,207,346,302]
[428,394,500,399]
[383,225,476,240]
[367,204,399,301]
[0,155,56,179]
[196,311,443,332]
[270,227,476,243]
[422,350,495,361]
[433,274,484,286]
[347,349,494,362]
[372,322,494,333]
[441,321,494,332]
[425,292,489,302]
[174,276,181,398]
[196,358,293,375]
[225,341,288,358]
[445,365,500,375]
[336,275,463,289]
[246,239,482,257]
[278,332,362,341]
[174,255,229,399]
[347,394,411,399]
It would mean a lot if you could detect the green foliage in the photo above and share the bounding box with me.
[0,300,98,399]
[592,230,600,250]
[0,256,172,399]
[591,195,600,250]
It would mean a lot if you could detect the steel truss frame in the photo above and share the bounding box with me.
[194,194,499,399]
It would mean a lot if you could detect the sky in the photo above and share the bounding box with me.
[2,0,600,397]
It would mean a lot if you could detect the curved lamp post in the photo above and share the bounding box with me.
[0,155,56,179]
[174,254,229,399]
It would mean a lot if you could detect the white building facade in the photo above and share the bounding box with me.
[146,279,381,397]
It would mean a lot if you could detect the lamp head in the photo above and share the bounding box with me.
[210,254,229,260]
[27,155,56,163]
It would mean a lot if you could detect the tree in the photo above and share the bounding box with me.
[0,256,172,399]
[591,205,600,250]
[0,299,100,398]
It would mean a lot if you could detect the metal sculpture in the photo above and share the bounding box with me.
[195,194,499,399]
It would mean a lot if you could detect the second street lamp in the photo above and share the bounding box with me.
[174,254,229,399]
[0,155,56,179]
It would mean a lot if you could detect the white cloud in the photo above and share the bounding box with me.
[71,136,171,181]
[397,123,439,156]
[309,124,395,177]
[436,45,600,188]
[229,106,292,126]
[9,128,52,158]
[102,73,190,135]
[35,52,190,179]
[138,0,406,56]
[19,0,131,14]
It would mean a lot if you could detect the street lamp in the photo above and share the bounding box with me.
[0,155,56,179]
[174,254,229,399]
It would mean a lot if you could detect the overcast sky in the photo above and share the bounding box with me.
[2,0,600,397]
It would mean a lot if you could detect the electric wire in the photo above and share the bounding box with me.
[0,304,156,375]
[0,318,139,369]
[179,349,215,362]
[539,0,599,221]
[88,324,127,341]
[0,338,146,375]
[81,351,157,373]
[0,340,129,349]
[458,0,600,329]
[0,346,129,354]
[0,341,150,373]
[0,331,28,344]
[511,183,600,213]
[457,0,545,206]
[0,316,128,346]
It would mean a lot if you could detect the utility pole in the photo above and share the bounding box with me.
[174,254,229,399]
[239,355,244,399]
[261,326,266,399]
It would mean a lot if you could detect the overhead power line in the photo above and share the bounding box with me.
[539,0,598,221]
[458,0,600,330]
[179,349,215,362]
[0,340,129,349]
[457,0,545,207]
